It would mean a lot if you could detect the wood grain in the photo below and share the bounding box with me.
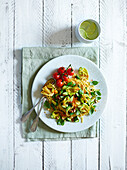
[43,0,71,47]
[0,1,14,170]
[14,0,43,169]
[0,0,126,169]
[72,139,98,170]
[71,1,100,169]
[100,0,126,169]
[43,0,71,169]
[72,0,99,47]
[44,141,71,170]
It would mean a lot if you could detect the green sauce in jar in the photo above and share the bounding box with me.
[79,20,99,40]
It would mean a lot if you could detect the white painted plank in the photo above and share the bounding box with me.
[72,0,99,47]
[100,0,126,169]
[72,139,98,170]
[71,1,99,170]
[44,141,71,170]
[15,142,43,170]
[126,62,127,170]
[43,0,71,47]
[14,0,43,170]
[0,1,14,170]
[43,0,71,169]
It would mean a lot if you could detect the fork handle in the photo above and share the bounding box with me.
[21,96,44,122]
[30,98,46,132]
[30,116,39,132]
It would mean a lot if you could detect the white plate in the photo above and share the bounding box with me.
[32,55,108,132]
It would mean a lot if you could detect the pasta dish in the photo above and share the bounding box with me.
[41,65,101,125]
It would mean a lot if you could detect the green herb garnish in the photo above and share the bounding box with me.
[96,97,101,100]
[67,82,73,86]
[73,116,79,122]
[96,91,101,96]
[91,81,98,85]
[67,82,76,87]
[57,117,65,125]
[44,100,50,109]
[90,107,94,114]
[91,91,95,96]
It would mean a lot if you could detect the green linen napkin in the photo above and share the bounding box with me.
[22,47,99,141]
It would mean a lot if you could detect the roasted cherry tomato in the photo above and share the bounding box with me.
[67,67,74,76]
[63,75,69,82]
[53,72,60,80]
[58,67,66,74]
[56,79,64,87]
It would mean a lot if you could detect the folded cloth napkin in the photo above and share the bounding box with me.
[22,47,99,141]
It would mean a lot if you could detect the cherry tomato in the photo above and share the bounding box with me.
[56,79,64,87]
[63,72,68,76]
[58,67,66,74]
[67,67,74,76]
[53,72,60,79]
[63,75,69,82]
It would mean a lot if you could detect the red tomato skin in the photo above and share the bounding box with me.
[56,79,64,87]
[58,67,66,74]
[53,72,60,79]
[63,72,68,76]
[67,67,74,76]
[63,75,69,82]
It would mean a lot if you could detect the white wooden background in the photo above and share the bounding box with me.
[0,0,126,169]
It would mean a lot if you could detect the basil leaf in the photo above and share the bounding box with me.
[96,97,101,100]
[67,82,76,87]
[96,91,101,96]
[91,91,95,96]
[67,82,73,86]
[90,107,94,114]
[44,100,50,109]
[61,120,65,126]
[91,81,98,85]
